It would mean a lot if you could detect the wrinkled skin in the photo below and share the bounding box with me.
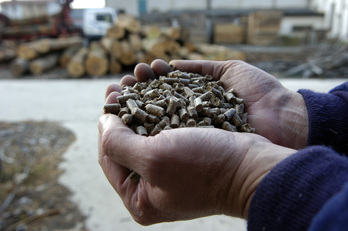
[98,60,306,225]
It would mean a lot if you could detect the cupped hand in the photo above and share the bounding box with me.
[108,59,308,149]
[98,113,295,225]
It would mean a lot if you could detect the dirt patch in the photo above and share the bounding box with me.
[0,121,88,231]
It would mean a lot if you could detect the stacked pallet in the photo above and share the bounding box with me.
[214,23,245,44]
[247,10,283,46]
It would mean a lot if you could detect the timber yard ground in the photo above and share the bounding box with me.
[0,44,348,231]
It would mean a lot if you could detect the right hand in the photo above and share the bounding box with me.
[109,59,308,149]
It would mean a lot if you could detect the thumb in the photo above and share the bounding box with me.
[98,114,146,173]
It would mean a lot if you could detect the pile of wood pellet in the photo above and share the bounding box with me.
[103,70,254,136]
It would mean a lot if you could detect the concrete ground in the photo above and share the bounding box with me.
[0,77,346,231]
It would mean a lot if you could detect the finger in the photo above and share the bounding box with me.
[98,114,146,173]
[105,91,121,104]
[150,59,173,77]
[98,142,130,187]
[120,75,137,87]
[134,63,157,82]
[169,60,225,80]
[105,84,122,99]
[98,123,138,198]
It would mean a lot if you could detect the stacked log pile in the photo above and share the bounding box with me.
[66,14,244,77]
[0,41,17,63]
[10,36,83,77]
[3,14,245,78]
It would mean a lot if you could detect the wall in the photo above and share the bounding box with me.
[279,16,325,35]
[104,0,138,16]
[212,0,310,9]
[105,0,312,16]
[311,0,348,42]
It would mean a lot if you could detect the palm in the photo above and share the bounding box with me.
[217,61,287,145]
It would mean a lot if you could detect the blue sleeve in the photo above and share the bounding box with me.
[247,146,348,231]
[308,182,348,231]
[248,81,348,231]
[298,81,348,154]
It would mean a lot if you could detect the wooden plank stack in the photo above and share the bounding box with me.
[214,23,245,44]
[247,10,283,46]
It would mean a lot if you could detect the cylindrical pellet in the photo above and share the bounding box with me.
[179,108,189,122]
[187,105,198,120]
[232,114,244,127]
[145,104,165,117]
[222,121,238,132]
[126,99,138,113]
[132,107,148,122]
[103,103,121,115]
[117,93,139,105]
[136,126,148,136]
[186,118,196,127]
[224,108,236,121]
[199,91,213,101]
[170,114,180,128]
[118,107,130,118]
[150,124,162,136]
[158,116,170,129]
[194,97,203,112]
[166,97,179,115]
[235,104,245,114]
[122,114,133,124]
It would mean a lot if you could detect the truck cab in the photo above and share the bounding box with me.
[82,7,117,42]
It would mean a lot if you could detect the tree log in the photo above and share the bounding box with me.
[0,47,16,62]
[110,40,122,59]
[37,36,83,54]
[85,42,109,76]
[109,56,122,74]
[117,14,141,34]
[142,38,166,57]
[163,39,180,55]
[119,41,136,66]
[137,51,155,65]
[29,53,59,75]
[67,47,88,78]
[142,26,161,39]
[17,37,83,60]
[129,33,143,52]
[59,45,82,68]
[17,42,39,60]
[106,24,126,40]
[11,58,29,77]
[162,27,181,41]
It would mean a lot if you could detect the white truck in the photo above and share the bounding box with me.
[82,7,117,42]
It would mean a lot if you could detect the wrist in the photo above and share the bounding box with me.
[276,89,308,149]
[219,135,295,218]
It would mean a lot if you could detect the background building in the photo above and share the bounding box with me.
[105,0,347,43]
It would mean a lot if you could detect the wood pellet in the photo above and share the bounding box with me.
[103,70,255,136]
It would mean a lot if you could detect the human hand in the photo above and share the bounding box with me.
[98,112,295,225]
[108,59,308,149]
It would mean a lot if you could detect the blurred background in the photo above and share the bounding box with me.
[0,0,347,78]
[0,1,347,231]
